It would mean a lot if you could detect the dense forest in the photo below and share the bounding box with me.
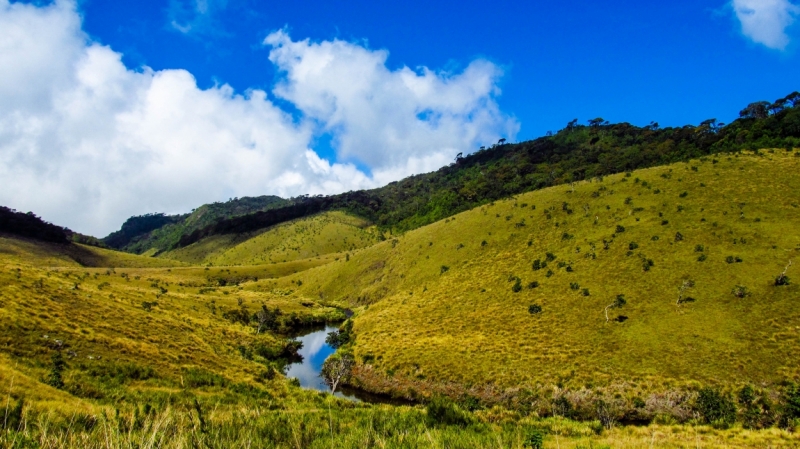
[0,207,68,243]
[110,92,800,252]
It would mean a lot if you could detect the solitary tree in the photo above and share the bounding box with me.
[321,353,354,394]
[605,294,627,322]
[255,305,280,334]
[677,279,695,305]
[775,260,793,286]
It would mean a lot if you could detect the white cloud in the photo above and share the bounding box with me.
[0,0,516,236]
[265,30,518,179]
[732,0,800,50]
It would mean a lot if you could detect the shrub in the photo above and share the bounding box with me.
[615,225,625,233]
[426,396,473,427]
[528,304,543,314]
[512,278,523,293]
[783,383,800,426]
[570,282,580,290]
[2,398,24,431]
[523,430,544,449]
[732,285,750,298]
[674,232,684,242]
[679,191,688,198]
[695,244,704,252]
[47,352,65,389]
[528,281,539,289]
[698,254,707,262]
[532,259,546,271]
[629,242,639,250]
[581,288,590,296]
[545,252,557,262]
[696,387,736,428]
[440,265,450,274]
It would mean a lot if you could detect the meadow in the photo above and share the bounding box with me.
[283,151,800,409]
[2,152,800,447]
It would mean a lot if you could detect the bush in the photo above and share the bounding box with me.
[523,429,544,449]
[732,285,750,298]
[696,387,736,428]
[783,383,800,425]
[528,304,542,314]
[182,368,229,388]
[2,398,24,431]
[512,278,523,293]
[615,225,625,233]
[440,265,450,274]
[426,396,473,427]
[628,242,639,250]
[47,352,65,389]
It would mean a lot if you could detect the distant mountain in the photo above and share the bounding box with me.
[0,206,69,244]
[114,92,800,255]
[102,195,287,254]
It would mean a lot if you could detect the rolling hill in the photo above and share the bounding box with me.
[281,151,800,410]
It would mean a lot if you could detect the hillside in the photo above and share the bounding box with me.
[3,154,800,447]
[158,211,381,266]
[103,195,287,253]
[282,151,800,405]
[106,92,800,256]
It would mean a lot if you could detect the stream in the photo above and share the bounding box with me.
[284,325,412,405]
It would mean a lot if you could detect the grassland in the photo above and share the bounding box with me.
[7,236,798,447]
[3,153,800,447]
[281,151,800,405]
[159,211,380,266]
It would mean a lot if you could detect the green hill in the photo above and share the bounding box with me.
[108,92,800,256]
[284,151,800,407]
[103,195,287,253]
[159,211,381,266]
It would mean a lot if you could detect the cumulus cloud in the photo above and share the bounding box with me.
[732,0,800,50]
[0,0,516,236]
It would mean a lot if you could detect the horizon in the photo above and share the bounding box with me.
[1,0,799,236]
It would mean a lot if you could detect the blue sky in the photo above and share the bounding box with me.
[81,0,800,138]
[1,0,798,235]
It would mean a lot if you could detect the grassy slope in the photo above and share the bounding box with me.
[287,151,800,398]
[159,211,380,266]
[0,235,345,416]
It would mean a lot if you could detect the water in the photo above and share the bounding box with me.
[283,325,359,401]
[284,325,413,405]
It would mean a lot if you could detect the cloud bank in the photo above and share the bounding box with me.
[732,0,800,50]
[0,0,517,236]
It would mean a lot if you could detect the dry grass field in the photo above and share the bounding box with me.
[2,152,800,447]
[285,151,800,402]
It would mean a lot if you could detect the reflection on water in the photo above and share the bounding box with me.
[284,325,360,401]
[284,325,414,405]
